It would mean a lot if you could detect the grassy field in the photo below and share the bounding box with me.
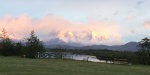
[0,57,150,75]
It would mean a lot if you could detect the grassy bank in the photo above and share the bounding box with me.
[0,56,150,75]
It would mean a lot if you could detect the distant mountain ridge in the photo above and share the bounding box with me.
[45,38,139,51]
[80,42,139,51]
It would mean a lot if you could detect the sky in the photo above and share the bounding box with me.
[0,0,150,46]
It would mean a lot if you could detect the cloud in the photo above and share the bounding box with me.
[125,16,136,21]
[144,20,150,28]
[0,14,123,45]
[135,1,145,8]
[113,12,118,15]
[144,21,150,28]
[130,29,142,36]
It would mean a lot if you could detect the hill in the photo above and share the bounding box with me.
[45,39,139,51]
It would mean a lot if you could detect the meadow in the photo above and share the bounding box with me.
[0,56,150,75]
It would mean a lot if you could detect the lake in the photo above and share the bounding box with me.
[63,54,113,63]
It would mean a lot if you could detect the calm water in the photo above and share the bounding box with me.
[64,54,113,63]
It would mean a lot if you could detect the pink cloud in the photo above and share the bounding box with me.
[125,16,136,21]
[0,14,123,45]
[144,20,150,28]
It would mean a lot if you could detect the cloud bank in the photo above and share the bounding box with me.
[0,14,123,45]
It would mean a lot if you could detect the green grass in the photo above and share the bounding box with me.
[0,56,150,75]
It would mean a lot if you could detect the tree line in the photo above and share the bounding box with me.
[0,28,150,65]
[0,29,45,58]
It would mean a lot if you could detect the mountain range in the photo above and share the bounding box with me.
[44,38,140,51]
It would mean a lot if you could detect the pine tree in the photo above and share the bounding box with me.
[24,30,45,58]
[0,28,15,56]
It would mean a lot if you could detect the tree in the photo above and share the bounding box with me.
[0,28,15,56]
[24,30,45,58]
[139,37,150,51]
[138,37,150,65]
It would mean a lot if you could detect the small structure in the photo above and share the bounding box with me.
[113,59,128,64]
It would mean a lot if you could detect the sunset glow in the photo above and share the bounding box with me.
[0,0,150,45]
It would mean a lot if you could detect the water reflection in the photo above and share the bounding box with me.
[36,52,113,63]
[63,54,113,63]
